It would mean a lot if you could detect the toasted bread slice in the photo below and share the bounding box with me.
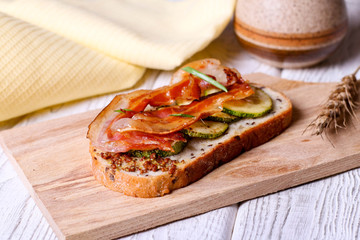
[90,85,292,197]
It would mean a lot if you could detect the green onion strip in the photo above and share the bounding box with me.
[170,114,195,118]
[114,108,133,113]
[182,66,228,92]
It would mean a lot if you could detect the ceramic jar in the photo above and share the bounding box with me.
[234,0,348,68]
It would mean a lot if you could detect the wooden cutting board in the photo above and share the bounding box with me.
[1,73,359,240]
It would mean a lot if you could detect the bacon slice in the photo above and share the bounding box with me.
[149,75,201,107]
[87,59,253,153]
[102,131,186,153]
[109,83,253,134]
[171,59,242,87]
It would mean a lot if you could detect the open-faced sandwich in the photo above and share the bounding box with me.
[87,59,292,197]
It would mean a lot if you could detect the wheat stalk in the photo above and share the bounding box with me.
[304,66,360,138]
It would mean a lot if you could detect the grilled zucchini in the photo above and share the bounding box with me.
[223,88,272,118]
[182,120,228,139]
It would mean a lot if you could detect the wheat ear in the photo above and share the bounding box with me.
[304,66,360,137]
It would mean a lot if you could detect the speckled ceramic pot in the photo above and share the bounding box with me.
[234,0,348,68]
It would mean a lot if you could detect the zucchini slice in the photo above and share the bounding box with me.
[128,140,187,158]
[175,99,193,106]
[223,88,272,118]
[182,120,228,139]
[206,112,240,123]
[203,88,221,96]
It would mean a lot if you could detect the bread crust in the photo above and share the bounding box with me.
[90,93,292,198]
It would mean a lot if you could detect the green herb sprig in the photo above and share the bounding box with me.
[170,114,195,118]
[182,66,228,92]
[114,108,133,113]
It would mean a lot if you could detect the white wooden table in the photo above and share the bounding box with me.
[1,1,360,239]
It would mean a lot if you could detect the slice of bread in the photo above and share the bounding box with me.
[90,85,292,197]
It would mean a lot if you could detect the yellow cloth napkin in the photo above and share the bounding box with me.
[0,0,235,121]
[0,13,145,121]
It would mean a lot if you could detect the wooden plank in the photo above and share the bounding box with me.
[1,73,360,240]
[121,204,238,240]
[232,168,360,240]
